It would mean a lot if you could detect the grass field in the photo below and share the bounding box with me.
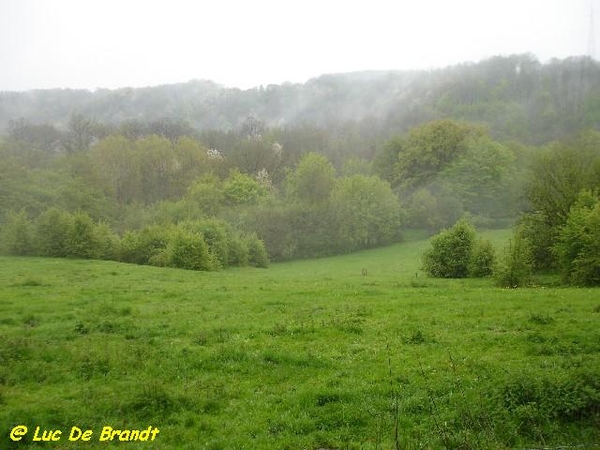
[1,230,599,449]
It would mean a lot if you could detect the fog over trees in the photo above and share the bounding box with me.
[1,54,600,283]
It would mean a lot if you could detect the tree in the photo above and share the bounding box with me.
[1,210,34,256]
[405,187,464,235]
[440,135,516,218]
[468,238,496,277]
[244,233,269,268]
[395,120,482,192]
[88,135,140,203]
[62,113,99,154]
[422,219,476,278]
[330,175,401,251]
[554,190,600,285]
[223,170,269,205]
[286,152,336,204]
[494,232,533,288]
[187,175,224,217]
[169,230,217,271]
[65,212,102,259]
[523,132,600,269]
[34,208,72,257]
[526,135,600,228]
[371,136,403,184]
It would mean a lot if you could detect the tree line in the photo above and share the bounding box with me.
[1,105,599,282]
[1,55,599,146]
[420,130,600,286]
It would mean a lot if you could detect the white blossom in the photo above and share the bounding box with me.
[207,148,224,160]
[272,141,283,157]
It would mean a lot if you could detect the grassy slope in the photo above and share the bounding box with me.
[0,230,599,449]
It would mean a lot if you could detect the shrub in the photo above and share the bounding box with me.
[180,219,230,268]
[494,231,533,288]
[118,225,173,265]
[330,175,401,251]
[244,233,269,268]
[66,212,102,259]
[223,170,268,205]
[468,238,496,277]
[34,208,72,257]
[1,210,34,256]
[554,190,600,286]
[518,212,557,272]
[93,222,120,261]
[169,230,218,271]
[227,236,249,267]
[422,219,476,278]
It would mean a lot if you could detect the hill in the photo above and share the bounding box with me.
[2,54,599,144]
[1,230,599,449]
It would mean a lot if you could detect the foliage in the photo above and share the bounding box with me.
[178,219,231,269]
[554,190,600,285]
[519,132,600,271]
[526,132,600,228]
[34,208,72,257]
[86,134,210,205]
[187,175,224,217]
[169,229,217,271]
[494,231,533,288]
[1,208,119,261]
[223,170,269,206]
[3,56,599,146]
[330,175,401,251]
[395,120,480,191]
[244,233,269,268]
[286,152,336,204]
[119,225,174,266]
[371,136,403,183]
[227,235,250,267]
[468,238,496,277]
[422,219,476,278]
[1,210,34,256]
[441,135,516,218]
[517,212,557,272]
[405,186,464,234]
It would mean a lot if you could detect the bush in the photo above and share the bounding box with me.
[1,210,34,256]
[169,230,218,271]
[494,231,533,288]
[554,190,600,286]
[244,233,269,268]
[468,238,496,277]
[34,208,72,257]
[330,175,401,251]
[66,212,102,259]
[180,219,230,268]
[518,212,557,272]
[422,219,476,278]
[227,236,249,267]
[118,225,174,265]
[93,222,120,260]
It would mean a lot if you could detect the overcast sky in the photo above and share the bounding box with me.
[0,0,597,91]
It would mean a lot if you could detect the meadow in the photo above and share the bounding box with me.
[0,230,599,449]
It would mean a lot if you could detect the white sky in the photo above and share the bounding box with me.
[0,0,597,91]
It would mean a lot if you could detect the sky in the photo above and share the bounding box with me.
[0,0,597,91]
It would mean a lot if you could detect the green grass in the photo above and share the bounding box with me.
[1,230,599,449]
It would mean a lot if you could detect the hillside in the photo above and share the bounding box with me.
[2,54,599,144]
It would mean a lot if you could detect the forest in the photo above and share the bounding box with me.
[1,54,600,283]
[1,52,600,450]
